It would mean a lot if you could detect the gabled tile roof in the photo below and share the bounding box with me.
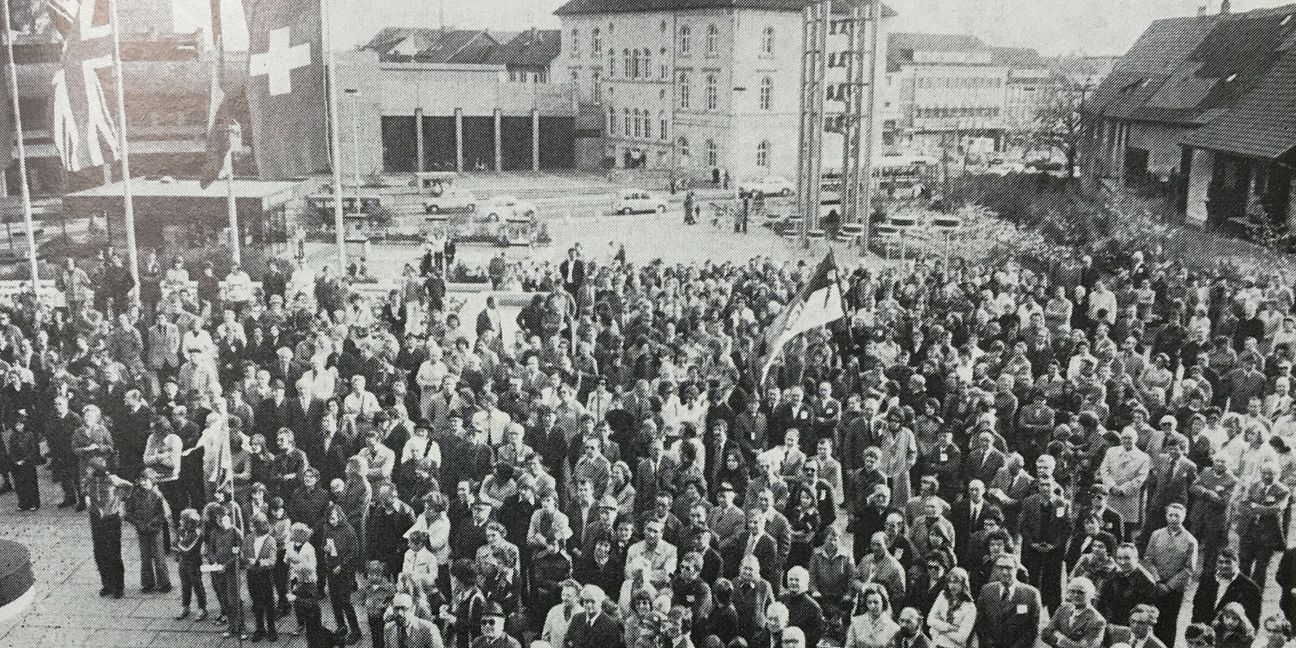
[361,27,502,64]
[554,0,896,18]
[1180,45,1296,159]
[1085,4,1296,126]
[487,29,561,68]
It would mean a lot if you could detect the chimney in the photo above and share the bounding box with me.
[1221,0,1231,14]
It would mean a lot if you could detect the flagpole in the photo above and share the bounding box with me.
[323,0,346,275]
[106,0,139,300]
[2,0,38,291]
[211,7,241,267]
[225,140,239,265]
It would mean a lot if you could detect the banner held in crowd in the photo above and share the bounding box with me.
[758,250,848,385]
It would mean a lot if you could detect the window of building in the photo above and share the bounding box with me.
[659,111,667,140]
[609,49,616,77]
[756,140,770,167]
[661,20,667,32]
[706,24,719,56]
[705,74,718,111]
[633,109,641,138]
[624,108,631,136]
[593,70,602,101]
[761,26,775,55]
[678,136,690,160]
[644,49,652,81]
[706,139,717,167]
[608,106,615,133]
[571,30,580,59]
[624,48,632,78]
[759,76,772,110]
[678,71,690,109]
[679,25,691,55]
[660,48,668,80]
[591,28,601,58]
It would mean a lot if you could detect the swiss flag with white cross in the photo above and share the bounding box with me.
[243,0,329,180]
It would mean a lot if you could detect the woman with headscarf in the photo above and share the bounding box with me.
[1211,602,1255,648]
[316,503,362,644]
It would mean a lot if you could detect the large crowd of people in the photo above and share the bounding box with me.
[5,240,1296,648]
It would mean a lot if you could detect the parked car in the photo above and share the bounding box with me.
[484,195,537,221]
[739,175,795,197]
[1026,160,1069,178]
[986,158,1026,176]
[423,189,477,213]
[612,188,667,214]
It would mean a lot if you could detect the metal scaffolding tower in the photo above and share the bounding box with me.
[794,0,829,246]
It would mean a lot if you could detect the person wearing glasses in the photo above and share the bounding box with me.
[385,592,443,648]
[471,603,519,648]
[565,584,622,648]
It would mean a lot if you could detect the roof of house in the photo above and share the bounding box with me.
[1180,44,1296,158]
[888,32,986,62]
[553,0,896,18]
[1085,4,1296,126]
[990,46,1047,69]
[487,29,561,68]
[361,27,503,64]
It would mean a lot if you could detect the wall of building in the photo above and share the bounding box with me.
[1186,148,1213,225]
[1125,121,1188,180]
[558,6,892,181]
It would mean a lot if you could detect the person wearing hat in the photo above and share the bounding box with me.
[453,495,495,561]
[581,495,620,557]
[385,592,444,648]
[471,601,519,648]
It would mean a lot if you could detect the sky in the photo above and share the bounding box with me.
[171,0,1296,56]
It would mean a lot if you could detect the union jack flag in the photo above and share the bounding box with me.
[46,0,119,172]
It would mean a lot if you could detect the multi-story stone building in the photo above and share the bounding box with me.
[555,0,895,182]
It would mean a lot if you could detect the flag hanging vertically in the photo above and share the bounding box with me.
[47,0,119,172]
[758,251,848,385]
[243,0,328,180]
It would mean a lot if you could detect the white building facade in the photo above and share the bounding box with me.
[556,0,894,182]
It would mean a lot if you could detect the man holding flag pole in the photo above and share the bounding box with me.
[757,250,851,388]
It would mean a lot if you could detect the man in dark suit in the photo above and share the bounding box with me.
[974,554,1042,648]
[385,593,444,648]
[270,348,304,395]
[893,607,933,648]
[1192,549,1261,626]
[559,248,585,295]
[950,480,997,564]
[565,584,624,648]
[476,296,503,339]
[254,380,294,447]
[1103,605,1167,648]
[733,398,769,464]
[634,439,677,513]
[1097,543,1157,626]
[965,431,1006,486]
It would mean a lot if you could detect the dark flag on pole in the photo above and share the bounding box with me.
[757,251,848,385]
[47,0,120,172]
[243,0,328,180]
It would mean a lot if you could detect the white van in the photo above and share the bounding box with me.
[613,189,667,215]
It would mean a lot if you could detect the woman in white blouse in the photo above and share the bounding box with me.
[927,567,977,648]
[845,582,899,648]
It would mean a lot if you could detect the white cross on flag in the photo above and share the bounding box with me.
[243,0,328,180]
[47,0,119,172]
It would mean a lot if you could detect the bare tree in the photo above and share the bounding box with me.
[1031,82,1089,178]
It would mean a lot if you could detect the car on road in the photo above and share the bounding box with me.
[986,158,1026,176]
[739,175,795,197]
[484,195,537,221]
[612,189,667,214]
[423,189,477,214]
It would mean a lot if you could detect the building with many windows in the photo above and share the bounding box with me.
[886,32,1009,158]
[555,0,896,182]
